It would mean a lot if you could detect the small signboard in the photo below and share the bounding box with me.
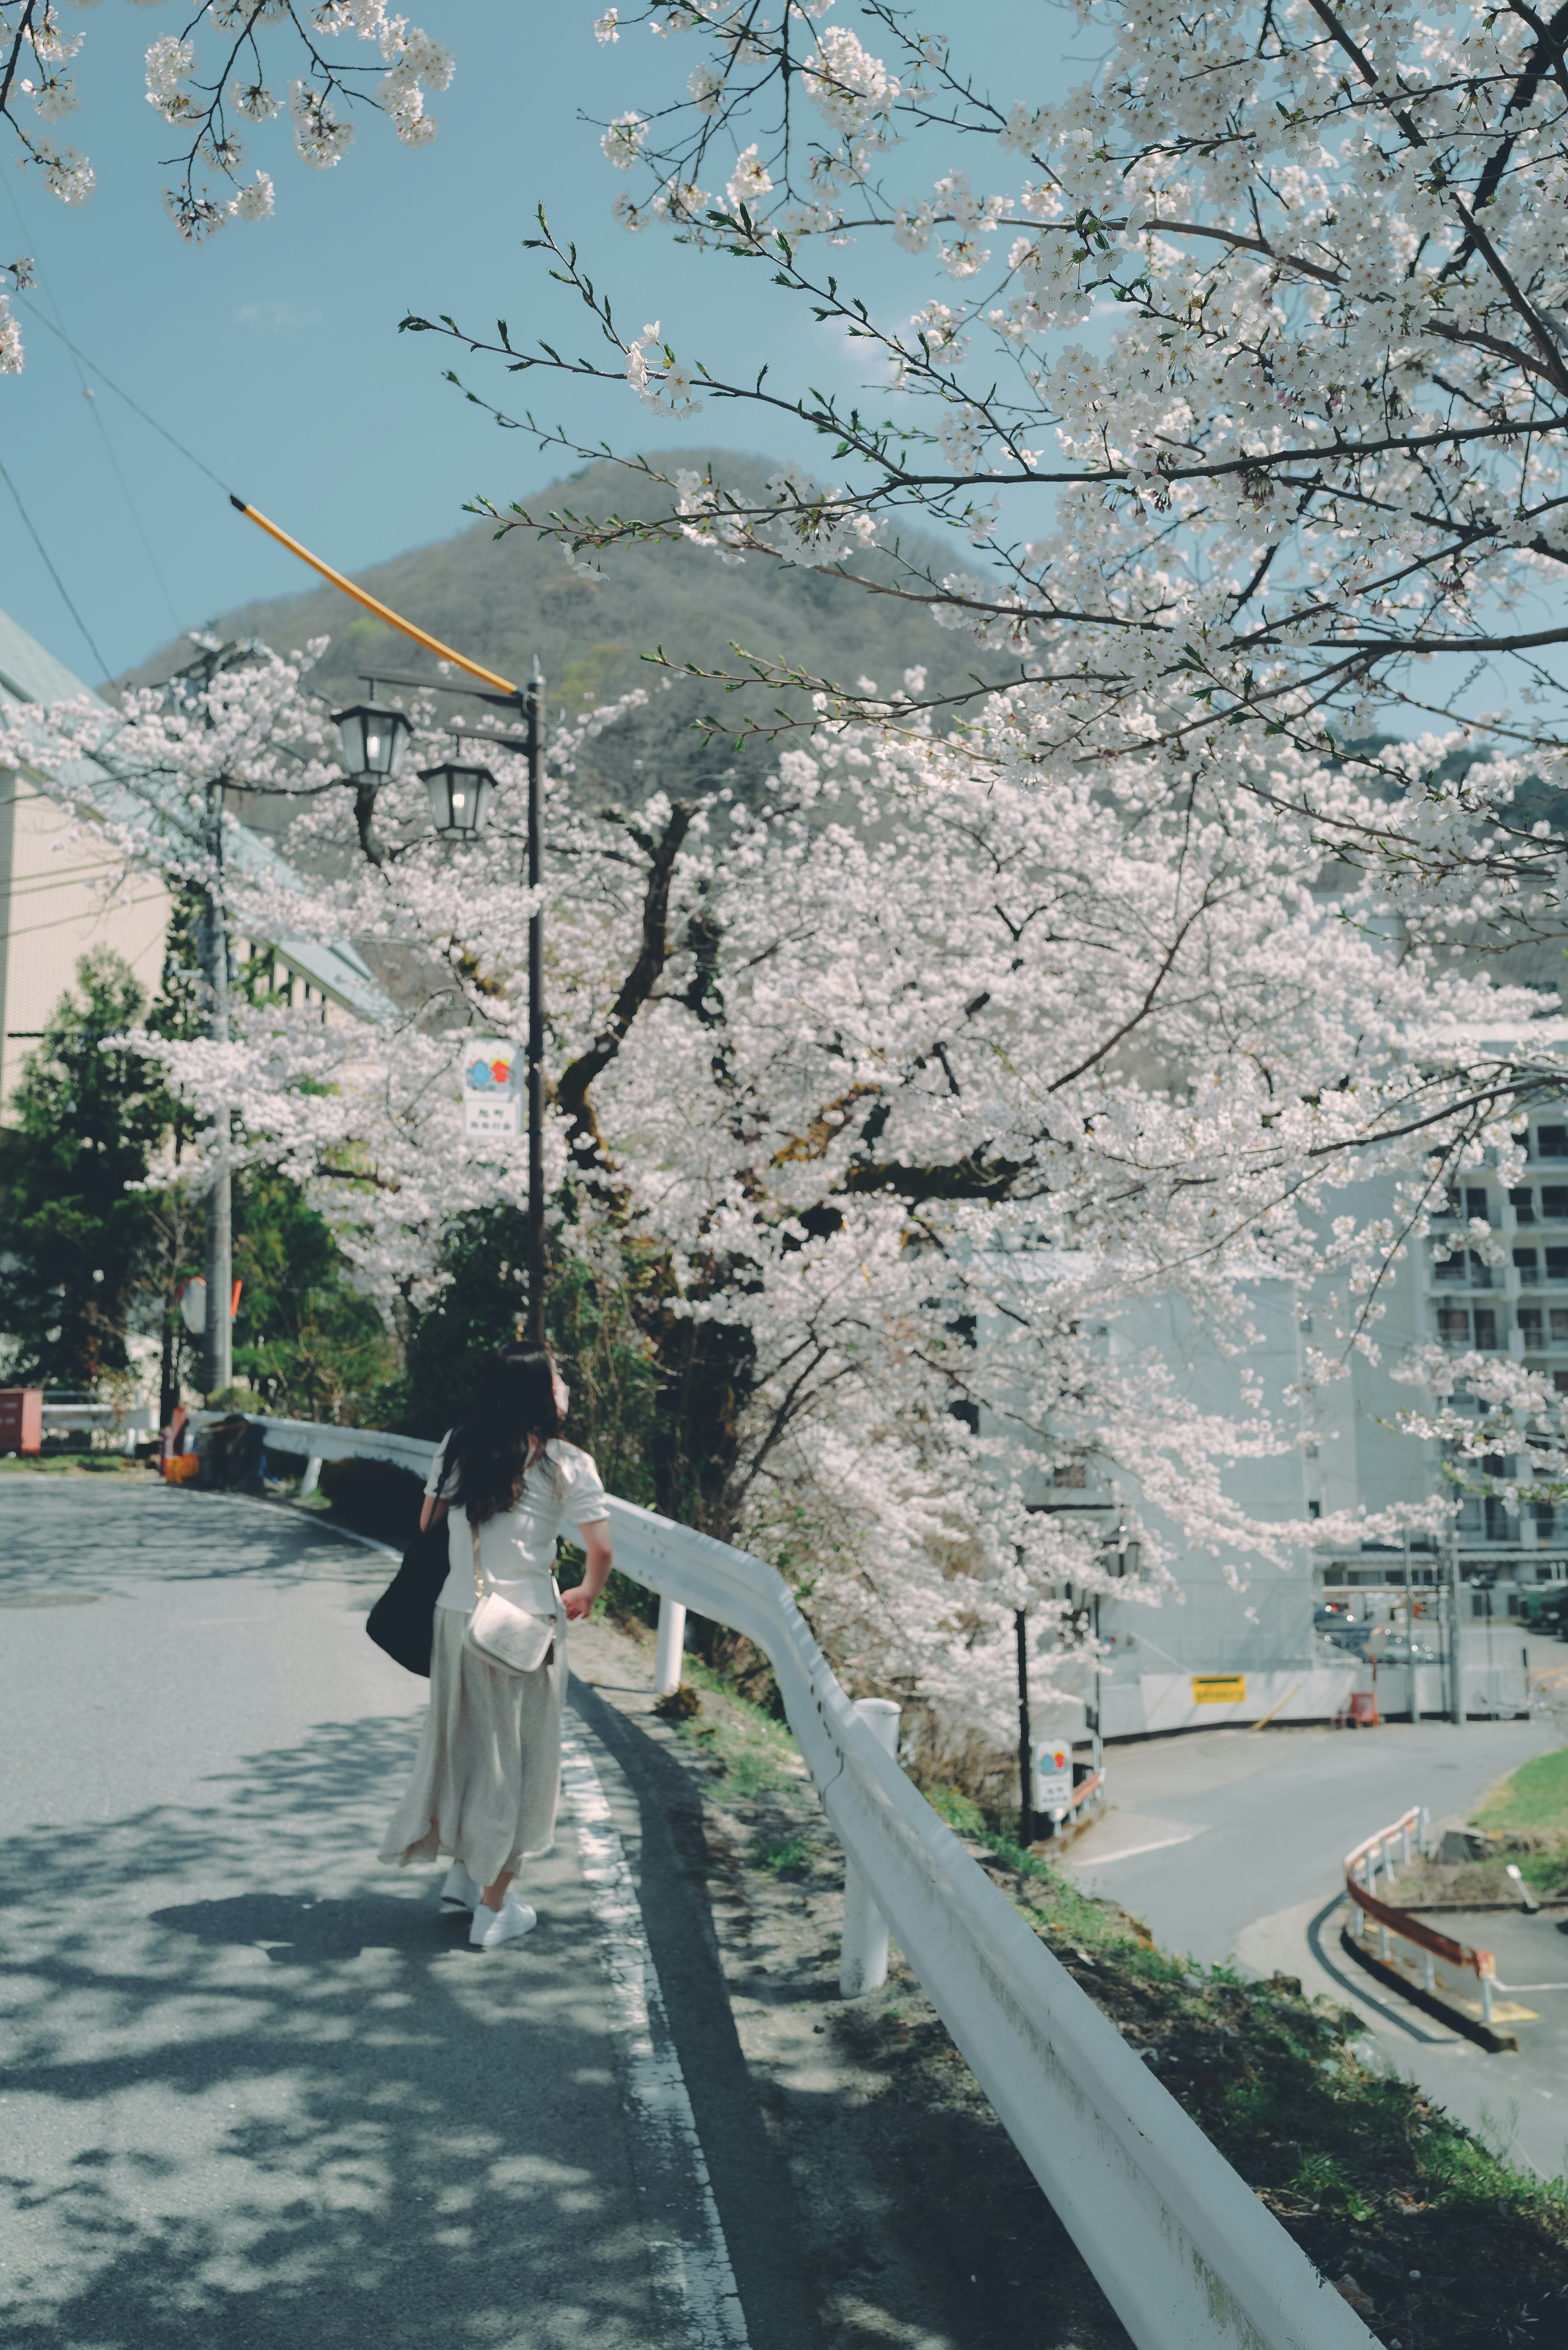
[0,1388,42,1455]
[1032,1739,1074,1813]
[1193,1674,1247,1705]
[463,1037,521,1135]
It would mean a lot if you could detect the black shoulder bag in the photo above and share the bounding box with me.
[366,1513,451,1676]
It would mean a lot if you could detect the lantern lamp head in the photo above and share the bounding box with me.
[421,759,496,839]
[333,702,414,783]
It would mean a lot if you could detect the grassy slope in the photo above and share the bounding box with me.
[1474,1747,1568,1835]
[651,1650,1568,2350]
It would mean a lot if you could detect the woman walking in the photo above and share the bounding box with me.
[379,1344,612,1948]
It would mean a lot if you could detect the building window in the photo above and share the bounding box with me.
[1434,1249,1492,1288]
[1465,1186,1491,1221]
[1512,1188,1537,1224]
[1307,1499,1321,1519]
[1545,1186,1568,1220]
[1520,1306,1544,1344]
[1549,1250,1568,1283]
[1555,1371,1568,1396]
[1539,1126,1568,1159]
[1439,1307,1470,1347]
[1534,1502,1557,1540]
[1474,1308,1498,1349]
[1485,1495,1515,1540]
[1516,1248,1540,1284]
[1552,1309,1568,1343]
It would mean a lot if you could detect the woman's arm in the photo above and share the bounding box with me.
[419,1497,450,1533]
[562,1521,612,1621]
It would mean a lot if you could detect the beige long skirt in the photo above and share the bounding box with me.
[379,1607,566,1886]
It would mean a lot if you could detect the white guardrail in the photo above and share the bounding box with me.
[186,1414,1375,2350]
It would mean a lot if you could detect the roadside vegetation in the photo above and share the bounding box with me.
[644,1649,1568,2350]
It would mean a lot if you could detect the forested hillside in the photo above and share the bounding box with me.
[124,452,1010,801]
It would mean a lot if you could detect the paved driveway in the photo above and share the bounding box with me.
[0,1476,816,2350]
[1064,1715,1568,2179]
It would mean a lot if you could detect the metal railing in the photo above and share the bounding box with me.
[1344,1808,1500,2025]
[179,1412,1375,2350]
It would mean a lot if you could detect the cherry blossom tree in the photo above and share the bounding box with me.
[403,0,1568,931]
[0,0,455,367]
[7,641,1559,1748]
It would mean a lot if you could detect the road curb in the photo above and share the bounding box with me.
[1339,1926,1519,2053]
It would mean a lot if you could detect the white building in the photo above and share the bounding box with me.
[0,603,388,1123]
[1026,1105,1563,1741]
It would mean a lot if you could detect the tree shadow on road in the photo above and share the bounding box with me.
[1,1482,392,1597]
[0,1710,653,2350]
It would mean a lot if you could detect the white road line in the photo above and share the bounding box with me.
[1070,1828,1205,1865]
[560,1724,751,2350]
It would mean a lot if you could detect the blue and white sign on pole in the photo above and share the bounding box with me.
[462,1037,521,1135]
[1033,1738,1074,1817]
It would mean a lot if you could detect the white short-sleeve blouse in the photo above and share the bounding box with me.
[425,1434,610,1614]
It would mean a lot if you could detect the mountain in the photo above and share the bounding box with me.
[123,451,1011,804]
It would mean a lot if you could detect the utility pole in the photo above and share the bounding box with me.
[1016,1608,1033,1845]
[1446,1527,1466,1726]
[201,774,232,1399]
[526,662,546,1343]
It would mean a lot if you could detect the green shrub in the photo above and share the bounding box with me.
[316,1457,424,1548]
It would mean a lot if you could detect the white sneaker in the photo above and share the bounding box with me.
[469,1893,537,1949]
[440,1863,483,1909]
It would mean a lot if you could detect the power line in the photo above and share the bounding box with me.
[0,451,112,684]
[17,299,234,497]
[2,178,182,632]
[83,386,182,631]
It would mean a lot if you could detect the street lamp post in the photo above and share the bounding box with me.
[525,669,545,1344]
[338,665,547,1341]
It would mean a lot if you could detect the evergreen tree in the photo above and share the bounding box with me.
[230,1162,394,1420]
[0,950,169,1389]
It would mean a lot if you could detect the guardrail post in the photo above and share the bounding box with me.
[654,1597,687,1696]
[1378,1921,1391,1962]
[1421,1949,1435,1993]
[1479,1967,1495,2026]
[840,1699,902,1999]
[300,1455,323,1498]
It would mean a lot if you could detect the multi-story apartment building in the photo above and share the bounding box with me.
[1054,1104,1564,1740]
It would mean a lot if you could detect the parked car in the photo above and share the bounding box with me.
[1319,1622,1440,1665]
[1314,1601,1358,1629]
[1521,1585,1568,1635]
[1365,1632,1442,1666]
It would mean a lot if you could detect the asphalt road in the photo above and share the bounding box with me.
[0,1474,818,2350]
[1063,1713,1568,2180]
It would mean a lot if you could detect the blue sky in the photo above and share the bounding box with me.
[0,2,1078,680]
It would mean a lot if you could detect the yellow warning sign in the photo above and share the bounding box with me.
[1192,1674,1247,1705]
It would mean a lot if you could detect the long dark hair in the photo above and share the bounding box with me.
[448,1345,563,1525]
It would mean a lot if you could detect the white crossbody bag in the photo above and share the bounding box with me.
[466,1517,558,1676]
